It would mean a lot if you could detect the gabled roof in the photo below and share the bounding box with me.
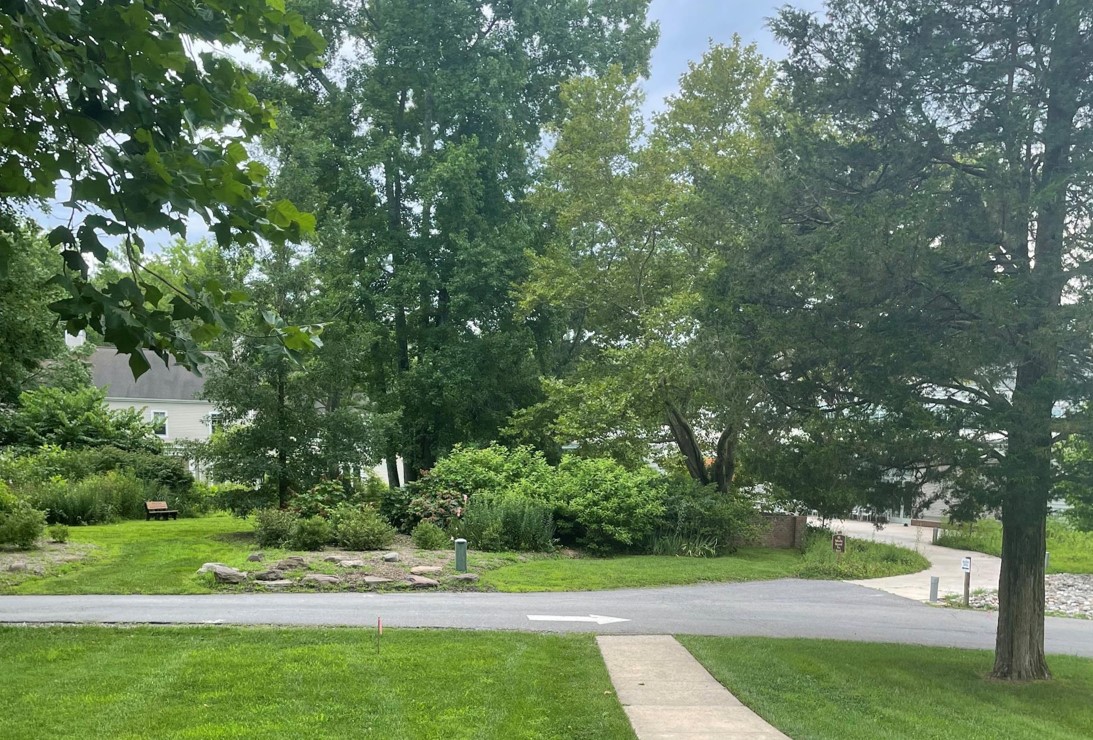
[90,347,207,401]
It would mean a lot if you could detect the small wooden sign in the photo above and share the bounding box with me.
[832,534,846,553]
[961,556,972,573]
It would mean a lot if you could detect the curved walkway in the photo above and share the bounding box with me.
[824,518,1002,602]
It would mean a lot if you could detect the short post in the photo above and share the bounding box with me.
[455,538,468,572]
[929,576,939,603]
[961,556,972,607]
[931,528,940,545]
[1045,551,1050,571]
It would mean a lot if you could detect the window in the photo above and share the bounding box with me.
[207,411,223,433]
[150,410,168,437]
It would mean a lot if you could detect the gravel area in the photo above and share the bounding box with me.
[954,574,1093,619]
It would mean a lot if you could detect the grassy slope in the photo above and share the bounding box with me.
[0,626,634,740]
[680,637,1093,740]
[483,535,929,592]
[4,514,270,594]
[937,518,1093,574]
[482,548,803,592]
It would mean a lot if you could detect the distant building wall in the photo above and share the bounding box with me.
[104,399,215,443]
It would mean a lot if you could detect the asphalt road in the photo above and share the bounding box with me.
[2,579,1092,657]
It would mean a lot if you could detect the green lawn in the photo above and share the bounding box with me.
[937,518,1093,574]
[2,514,928,594]
[482,548,803,591]
[483,533,929,592]
[680,637,1093,740]
[0,626,633,740]
[4,514,277,594]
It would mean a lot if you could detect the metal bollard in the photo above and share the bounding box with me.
[931,528,940,545]
[929,576,939,603]
[455,538,468,572]
[1045,551,1050,571]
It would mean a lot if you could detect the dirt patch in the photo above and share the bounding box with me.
[0,541,97,589]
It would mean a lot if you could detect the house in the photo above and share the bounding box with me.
[90,347,219,443]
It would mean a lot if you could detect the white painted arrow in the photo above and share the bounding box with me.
[527,614,630,625]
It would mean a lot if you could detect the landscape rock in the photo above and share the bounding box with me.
[275,556,308,570]
[382,552,400,562]
[7,562,27,572]
[337,559,365,568]
[954,573,1093,619]
[255,579,293,588]
[204,564,248,583]
[410,565,442,575]
[196,562,230,574]
[451,573,479,582]
[362,576,393,584]
[406,575,440,588]
[300,573,341,586]
[254,569,287,581]
[323,555,344,563]
[247,553,265,562]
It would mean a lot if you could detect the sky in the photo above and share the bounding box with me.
[643,0,826,114]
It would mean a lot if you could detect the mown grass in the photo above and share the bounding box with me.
[3,514,272,594]
[937,517,1093,574]
[679,636,1093,740]
[0,626,633,740]
[483,532,929,592]
[3,515,929,594]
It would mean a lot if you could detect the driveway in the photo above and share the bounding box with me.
[2,579,1092,657]
[822,518,1002,602]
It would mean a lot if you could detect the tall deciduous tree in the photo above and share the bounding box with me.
[772,0,1093,680]
[516,41,778,492]
[1,0,324,372]
[256,0,658,484]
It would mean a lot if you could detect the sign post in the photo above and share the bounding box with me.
[961,556,972,607]
[832,534,846,557]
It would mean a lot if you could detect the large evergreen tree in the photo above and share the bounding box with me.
[772,0,1093,680]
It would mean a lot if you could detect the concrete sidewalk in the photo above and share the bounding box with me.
[597,635,787,739]
[824,518,1002,602]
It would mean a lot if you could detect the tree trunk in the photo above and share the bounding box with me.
[275,362,289,508]
[385,443,401,489]
[711,426,737,494]
[665,400,708,486]
[991,8,1074,678]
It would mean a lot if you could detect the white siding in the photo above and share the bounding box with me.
[105,398,216,442]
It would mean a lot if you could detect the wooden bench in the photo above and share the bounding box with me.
[145,501,178,521]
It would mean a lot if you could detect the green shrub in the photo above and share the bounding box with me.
[0,386,161,453]
[653,479,761,556]
[47,524,70,543]
[407,484,466,529]
[26,470,154,525]
[411,520,449,550]
[253,508,298,548]
[330,505,396,550]
[379,486,415,532]
[420,444,553,499]
[355,474,389,508]
[451,496,555,552]
[290,516,333,551]
[0,500,46,548]
[214,483,276,518]
[548,457,665,554]
[293,479,353,518]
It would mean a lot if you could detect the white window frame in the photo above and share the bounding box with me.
[206,411,223,434]
[150,410,169,438]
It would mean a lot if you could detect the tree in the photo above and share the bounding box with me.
[0,385,160,453]
[199,242,384,506]
[0,221,64,402]
[772,0,1093,680]
[255,0,658,485]
[0,0,324,373]
[515,41,778,492]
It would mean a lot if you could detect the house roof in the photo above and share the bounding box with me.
[90,347,207,401]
